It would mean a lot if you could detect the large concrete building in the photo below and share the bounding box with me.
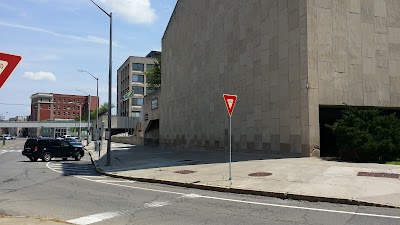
[161,0,400,156]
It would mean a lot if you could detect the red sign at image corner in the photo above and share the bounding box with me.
[223,94,237,117]
[0,52,22,88]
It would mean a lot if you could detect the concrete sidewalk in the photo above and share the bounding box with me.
[87,141,400,208]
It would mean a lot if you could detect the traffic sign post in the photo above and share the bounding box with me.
[0,52,22,88]
[223,94,237,181]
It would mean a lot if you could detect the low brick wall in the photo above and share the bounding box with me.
[111,136,143,145]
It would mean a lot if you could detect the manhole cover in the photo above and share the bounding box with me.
[357,172,400,179]
[174,170,196,174]
[248,172,272,177]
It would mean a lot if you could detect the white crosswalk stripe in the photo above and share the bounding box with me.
[0,149,22,153]
[48,162,95,176]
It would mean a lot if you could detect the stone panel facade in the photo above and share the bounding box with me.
[161,0,400,156]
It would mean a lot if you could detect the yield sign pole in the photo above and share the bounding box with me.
[0,52,22,88]
[223,94,237,181]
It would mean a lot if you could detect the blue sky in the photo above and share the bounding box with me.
[0,0,176,119]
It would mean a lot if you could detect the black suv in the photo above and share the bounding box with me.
[22,138,85,162]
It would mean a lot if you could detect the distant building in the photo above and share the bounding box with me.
[8,116,28,137]
[117,51,160,120]
[29,93,99,137]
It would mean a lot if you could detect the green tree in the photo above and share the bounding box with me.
[78,102,114,121]
[145,57,161,90]
[327,107,400,163]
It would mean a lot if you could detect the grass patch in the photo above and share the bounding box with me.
[386,160,400,165]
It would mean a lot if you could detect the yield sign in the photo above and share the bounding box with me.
[0,52,22,88]
[223,94,237,117]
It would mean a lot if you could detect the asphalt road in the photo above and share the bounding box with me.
[0,138,399,225]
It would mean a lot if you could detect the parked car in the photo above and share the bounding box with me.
[65,137,80,143]
[22,138,85,162]
[11,135,17,140]
[0,134,11,140]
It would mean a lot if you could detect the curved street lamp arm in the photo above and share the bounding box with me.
[90,0,111,17]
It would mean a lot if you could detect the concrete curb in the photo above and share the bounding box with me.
[87,151,398,209]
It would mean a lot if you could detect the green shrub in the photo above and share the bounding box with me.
[326,107,400,163]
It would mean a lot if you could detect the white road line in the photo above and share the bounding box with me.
[76,176,400,220]
[47,163,400,220]
[67,212,122,225]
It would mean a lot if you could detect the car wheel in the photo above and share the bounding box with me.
[74,152,82,161]
[29,157,38,162]
[62,158,67,161]
[42,152,52,162]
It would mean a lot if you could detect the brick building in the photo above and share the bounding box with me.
[29,93,99,137]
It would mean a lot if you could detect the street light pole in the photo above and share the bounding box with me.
[78,70,99,142]
[69,102,82,140]
[79,104,82,141]
[90,0,112,166]
[76,89,91,145]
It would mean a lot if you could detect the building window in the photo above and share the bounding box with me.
[63,99,66,103]
[68,112,70,115]
[53,112,56,116]
[58,105,61,110]
[53,105,56,110]
[58,99,61,103]
[48,105,51,109]
[146,64,154,70]
[58,112,60,115]
[77,100,80,103]
[63,112,66,116]
[133,86,144,95]
[132,98,144,106]
[67,106,70,110]
[73,113,76,116]
[63,106,66,110]
[132,74,144,83]
[132,111,140,118]
[132,63,144,71]
[151,98,158,110]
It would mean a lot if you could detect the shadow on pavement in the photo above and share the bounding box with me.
[96,144,304,173]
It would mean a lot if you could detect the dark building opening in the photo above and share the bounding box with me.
[319,106,400,157]
[319,106,343,157]
[144,119,160,145]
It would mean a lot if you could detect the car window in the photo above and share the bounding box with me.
[38,140,50,147]
[25,139,38,147]
[61,140,69,147]
[50,140,61,147]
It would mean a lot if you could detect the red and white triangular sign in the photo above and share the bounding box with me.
[223,94,237,117]
[0,52,22,88]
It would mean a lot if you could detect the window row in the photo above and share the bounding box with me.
[40,105,83,110]
[53,112,78,116]
[132,63,154,72]
[54,98,82,104]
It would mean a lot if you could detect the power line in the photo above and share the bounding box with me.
[0,103,30,106]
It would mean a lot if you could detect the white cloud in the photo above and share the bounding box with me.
[0,21,120,47]
[99,0,156,24]
[23,71,56,82]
